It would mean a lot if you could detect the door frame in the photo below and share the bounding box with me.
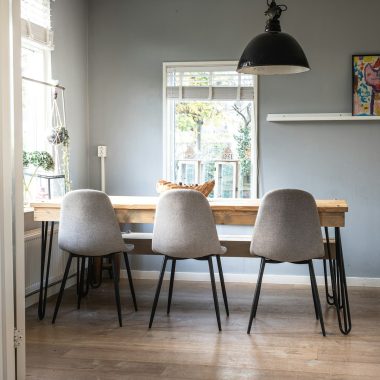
[0,0,25,378]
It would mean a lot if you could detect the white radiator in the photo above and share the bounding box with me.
[24,228,76,305]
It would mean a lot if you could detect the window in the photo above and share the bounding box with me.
[21,0,58,203]
[163,62,257,198]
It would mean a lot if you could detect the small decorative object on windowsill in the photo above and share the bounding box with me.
[352,54,380,116]
[237,0,310,75]
[23,151,55,205]
[156,179,215,197]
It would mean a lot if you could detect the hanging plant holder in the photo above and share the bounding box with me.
[47,89,71,192]
[47,125,69,146]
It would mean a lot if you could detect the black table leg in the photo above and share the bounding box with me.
[324,227,352,335]
[38,221,55,320]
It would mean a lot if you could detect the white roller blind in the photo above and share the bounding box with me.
[166,66,255,101]
[21,0,53,48]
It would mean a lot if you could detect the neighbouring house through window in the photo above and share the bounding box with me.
[163,62,257,198]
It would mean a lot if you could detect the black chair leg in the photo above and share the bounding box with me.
[215,255,229,316]
[111,254,123,327]
[123,252,138,311]
[247,257,266,334]
[167,259,176,315]
[309,262,319,320]
[208,256,222,331]
[108,257,113,279]
[76,257,80,295]
[308,260,326,337]
[52,253,73,324]
[149,256,168,328]
[77,257,86,309]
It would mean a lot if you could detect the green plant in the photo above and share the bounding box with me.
[23,150,55,197]
[47,126,69,146]
[47,126,71,192]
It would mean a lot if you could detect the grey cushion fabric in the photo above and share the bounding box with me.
[250,189,324,262]
[58,189,126,256]
[152,189,226,259]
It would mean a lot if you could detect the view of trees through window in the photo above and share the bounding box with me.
[166,65,256,198]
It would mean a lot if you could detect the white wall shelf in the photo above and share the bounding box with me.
[267,113,380,122]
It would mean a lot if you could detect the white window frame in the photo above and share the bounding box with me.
[162,61,259,198]
[22,39,52,152]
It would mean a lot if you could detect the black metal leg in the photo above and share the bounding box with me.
[247,257,266,334]
[123,252,138,311]
[76,257,80,295]
[52,253,73,324]
[308,260,326,336]
[82,258,90,298]
[107,257,113,279]
[77,257,86,310]
[323,227,335,305]
[309,263,319,320]
[334,227,352,335]
[149,256,168,328]
[215,255,229,317]
[167,259,176,315]
[208,256,222,331]
[38,221,55,320]
[89,257,103,289]
[111,254,123,327]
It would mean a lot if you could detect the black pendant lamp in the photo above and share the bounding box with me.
[237,0,310,75]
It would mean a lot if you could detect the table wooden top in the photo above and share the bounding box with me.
[31,196,348,227]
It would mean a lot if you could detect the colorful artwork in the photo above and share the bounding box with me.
[353,55,380,116]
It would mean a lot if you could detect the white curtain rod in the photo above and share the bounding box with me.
[22,76,65,91]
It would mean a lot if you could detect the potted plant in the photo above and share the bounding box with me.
[23,150,55,203]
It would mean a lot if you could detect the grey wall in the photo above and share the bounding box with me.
[25,0,89,232]
[51,0,89,190]
[87,0,380,277]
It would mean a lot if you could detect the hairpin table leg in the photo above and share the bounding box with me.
[323,227,351,335]
[38,221,54,320]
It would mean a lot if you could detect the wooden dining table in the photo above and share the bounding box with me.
[31,196,351,334]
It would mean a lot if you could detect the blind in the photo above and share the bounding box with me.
[21,0,50,28]
[166,66,255,101]
[21,0,53,48]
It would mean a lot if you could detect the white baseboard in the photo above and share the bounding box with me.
[25,276,77,308]
[121,270,380,288]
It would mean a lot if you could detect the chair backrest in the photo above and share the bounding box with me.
[152,189,222,258]
[250,189,324,262]
[58,189,125,256]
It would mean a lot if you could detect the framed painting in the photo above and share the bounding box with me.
[352,54,380,116]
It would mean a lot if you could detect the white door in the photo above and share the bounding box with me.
[0,0,25,378]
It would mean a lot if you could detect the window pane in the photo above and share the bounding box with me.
[172,100,253,198]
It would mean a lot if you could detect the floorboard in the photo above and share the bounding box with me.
[26,279,380,379]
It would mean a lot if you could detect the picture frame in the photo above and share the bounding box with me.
[352,54,380,116]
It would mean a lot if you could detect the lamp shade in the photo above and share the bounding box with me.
[237,1,310,75]
[237,32,310,75]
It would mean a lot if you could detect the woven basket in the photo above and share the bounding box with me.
[156,179,215,197]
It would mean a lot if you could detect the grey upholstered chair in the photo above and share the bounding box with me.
[248,189,326,336]
[52,189,137,326]
[149,189,229,331]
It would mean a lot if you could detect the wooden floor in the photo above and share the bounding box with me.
[26,279,380,379]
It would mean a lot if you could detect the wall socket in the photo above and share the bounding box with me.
[97,145,107,158]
